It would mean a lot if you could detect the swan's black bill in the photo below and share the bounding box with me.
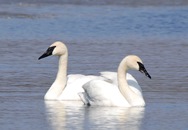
[38,46,56,60]
[137,62,151,79]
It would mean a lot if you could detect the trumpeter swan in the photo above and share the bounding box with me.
[79,55,151,107]
[38,41,103,100]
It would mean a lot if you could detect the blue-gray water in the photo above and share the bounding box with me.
[0,1,188,130]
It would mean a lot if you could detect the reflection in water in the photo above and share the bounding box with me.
[45,101,145,130]
[45,101,66,130]
[44,101,84,130]
[84,107,145,130]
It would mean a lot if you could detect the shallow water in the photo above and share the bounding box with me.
[0,1,188,130]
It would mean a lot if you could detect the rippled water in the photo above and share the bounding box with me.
[0,1,188,130]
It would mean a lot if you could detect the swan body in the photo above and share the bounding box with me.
[38,41,103,100]
[58,75,104,100]
[100,72,143,96]
[79,55,151,107]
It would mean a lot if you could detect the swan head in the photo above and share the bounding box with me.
[125,55,151,79]
[38,41,68,60]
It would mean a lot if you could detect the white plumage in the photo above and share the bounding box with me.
[79,55,151,107]
[38,41,103,100]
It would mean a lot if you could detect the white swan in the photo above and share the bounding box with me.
[38,41,103,100]
[79,55,151,107]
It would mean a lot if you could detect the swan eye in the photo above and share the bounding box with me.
[45,46,56,55]
[137,62,144,71]
[137,62,151,79]
[47,46,56,53]
[38,46,56,60]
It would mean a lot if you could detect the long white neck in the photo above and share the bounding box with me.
[44,53,68,100]
[117,58,145,106]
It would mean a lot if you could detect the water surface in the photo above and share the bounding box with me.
[0,1,188,130]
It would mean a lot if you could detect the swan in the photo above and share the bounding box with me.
[38,41,103,100]
[79,55,151,107]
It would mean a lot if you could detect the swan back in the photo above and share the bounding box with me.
[58,75,105,100]
[100,71,117,85]
[100,71,142,96]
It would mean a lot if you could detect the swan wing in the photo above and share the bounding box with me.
[80,80,130,107]
[100,71,142,97]
[100,71,117,85]
[58,75,102,101]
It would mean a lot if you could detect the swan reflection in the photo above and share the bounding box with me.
[45,101,145,130]
[84,107,145,130]
[45,101,84,130]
